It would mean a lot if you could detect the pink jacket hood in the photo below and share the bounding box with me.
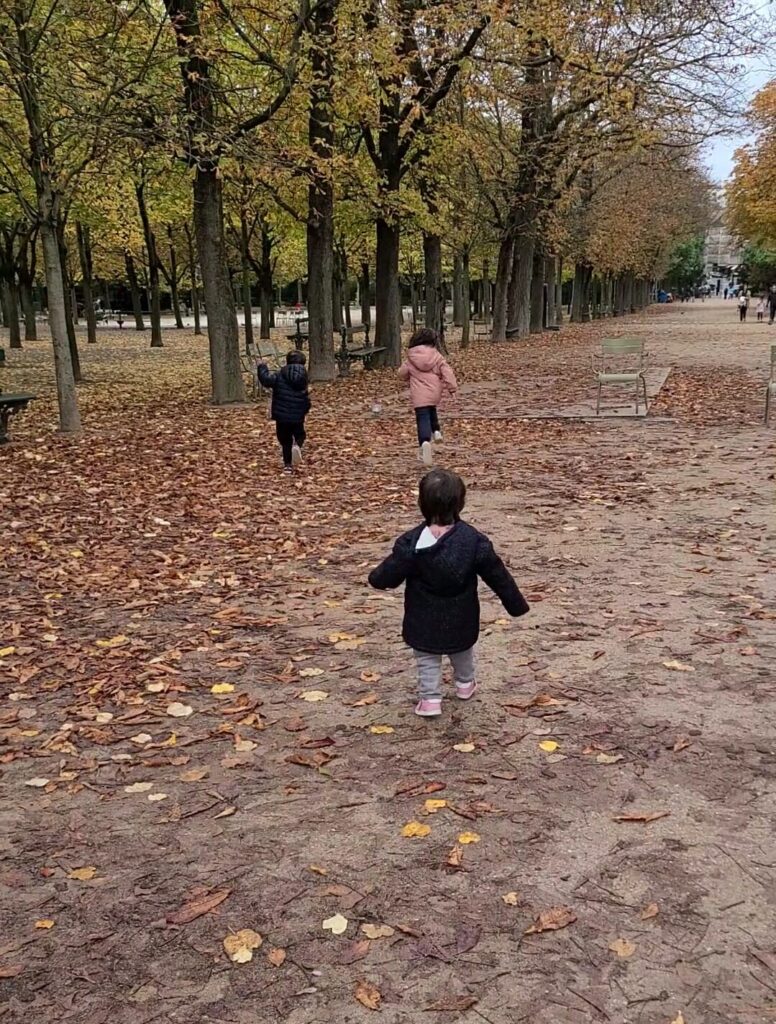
[407,346,445,373]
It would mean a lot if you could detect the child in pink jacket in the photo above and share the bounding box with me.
[398,328,458,466]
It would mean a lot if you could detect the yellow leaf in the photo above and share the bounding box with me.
[501,891,520,906]
[640,902,659,920]
[662,659,695,672]
[147,793,168,802]
[223,928,263,963]
[299,690,328,702]
[69,550,83,558]
[596,752,623,764]
[423,799,447,814]
[453,742,475,753]
[0,646,16,658]
[309,864,327,875]
[609,937,636,958]
[146,681,166,693]
[211,683,235,694]
[299,667,325,678]
[458,831,481,845]
[671,1014,685,1024]
[360,670,382,683]
[166,702,193,718]
[361,923,395,939]
[401,821,431,838]
[322,913,349,935]
[328,631,356,642]
[124,781,153,793]
[96,635,128,649]
[354,979,381,1010]
[539,740,559,753]
[68,866,97,881]
[161,732,177,747]
[369,724,394,734]
[35,920,55,929]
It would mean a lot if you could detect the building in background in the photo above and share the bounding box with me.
[704,193,742,293]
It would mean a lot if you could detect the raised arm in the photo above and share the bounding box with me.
[257,363,278,388]
[476,538,529,617]
[368,535,413,590]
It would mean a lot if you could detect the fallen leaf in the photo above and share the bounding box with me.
[446,845,464,868]
[354,980,381,1010]
[673,736,691,752]
[351,692,379,706]
[453,742,475,753]
[234,738,257,753]
[299,667,324,678]
[360,670,382,683]
[328,631,356,642]
[641,903,659,920]
[340,938,371,964]
[166,702,193,718]
[68,866,97,881]
[0,646,16,658]
[223,928,263,963]
[501,891,520,906]
[335,637,366,651]
[425,996,478,1012]
[662,660,695,672]
[214,805,237,819]
[401,821,431,838]
[211,683,235,694]
[614,811,670,824]
[95,712,114,724]
[538,740,559,752]
[424,798,447,814]
[25,778,51,788]
[124,781,154,793]
[361,923,395,939]
[524,906,577,935]
[369,724,394,734]
[180,768,209,782]
[96,635,128,649]
[147,792,168,802]
[146,681,166,693]
[0,964,23,978]
[455,923,481,954]
[166,887,231,925]
[609,937,636,958]
[457,831,480,845]
[267,947,286,967]
[596,752,624,764]
[299,690,328,702]
[35,919,55,929]
[129,732,152,745]
[671,1014,685,1024]
[322,913,349,935]
[309,864,327,875]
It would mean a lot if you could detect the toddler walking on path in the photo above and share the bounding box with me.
[368,469,529,716]
[398,328,458,467]
[258,351,311,474]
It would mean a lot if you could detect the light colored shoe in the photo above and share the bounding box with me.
[420,441,433,467]
[291,444,302,467]
[283,465,293,475]
[433,430,443,442]
[415,698,442,717]
[455,680,477,701]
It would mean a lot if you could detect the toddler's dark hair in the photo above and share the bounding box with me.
[409,328,439,349]
[286,350,306,365]
[419,468,466,525]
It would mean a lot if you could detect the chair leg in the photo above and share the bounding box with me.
[596,381,602,415]
[642,375,648,412]
[766,387,771,425]
[635,379,639,415]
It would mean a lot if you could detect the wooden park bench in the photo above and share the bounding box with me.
[765,344,776,425]
[0,390,35,443]
[593,336,648,414]
[94,309,126,328]
[337,323,387,376]
[472,317,490,339]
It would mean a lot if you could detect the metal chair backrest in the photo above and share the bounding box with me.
[771,344,776,380]
[600,336,644,370]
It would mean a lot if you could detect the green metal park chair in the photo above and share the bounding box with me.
[765,345,776,425]
[592,336,649,415]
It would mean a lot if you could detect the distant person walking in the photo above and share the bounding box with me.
[738,293,748,322]
[756,296,766,322]
[724,286,729,300]
[769,285,776,325]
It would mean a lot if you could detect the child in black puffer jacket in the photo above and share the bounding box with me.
[369,468,529,717]
[258,351,311,474]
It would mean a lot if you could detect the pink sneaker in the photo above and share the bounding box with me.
[415,698,442,717]
[455,680,477,701]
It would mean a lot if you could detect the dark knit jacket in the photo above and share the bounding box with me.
[368,521,529,654]
[258,363,311,423]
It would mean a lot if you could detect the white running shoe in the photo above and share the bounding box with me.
[420,441,433,467]
[433,430,443,442]
[291,444,302,467]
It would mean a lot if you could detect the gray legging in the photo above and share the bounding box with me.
[414,647,475,701]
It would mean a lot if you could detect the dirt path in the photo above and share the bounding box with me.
[1,299,775,1023]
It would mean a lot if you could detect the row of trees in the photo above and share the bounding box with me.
[0,0,751,431]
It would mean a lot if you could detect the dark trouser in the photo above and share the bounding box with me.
[739,307,747,322]
[770,304,776,324]
[415,406,440,445]
[276,420,306,465]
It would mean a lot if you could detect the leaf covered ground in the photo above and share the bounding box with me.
[1,300,775,1023]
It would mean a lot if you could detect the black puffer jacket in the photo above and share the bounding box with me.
[258,363,311,423]
[369,521,529,654]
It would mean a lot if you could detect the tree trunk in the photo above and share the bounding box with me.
[571,263,585,322]
[124,252,146,330]
[42,208,81,430]
[482,259,492,323]
[76,222,97,344]
[135,184,163,347]
[460,249,471,348]
[2,279,22,349]
[375,216,402,364]
[490,233,513,342]
[360,261,371,329]
[259,228,273,341]
[529,251,544,333]
[545,257,556,329]
[238,210,254,351]
[452,253,463,326]
[506,242,520,330]
[167,228,185,328]
[193,166,245,403]
[331,258,343,332]
[184,223,201,335]
[512,235,535,338]
[19,277,36,340]
[342,249,351,328]
[423,231,443,333]
[58,229,82,384]
[555,257,563,325]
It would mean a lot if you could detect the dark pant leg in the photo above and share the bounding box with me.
[291,421,306,448]
[430,406,440,434]
[276,422,294,465]
[415,407,433,445]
